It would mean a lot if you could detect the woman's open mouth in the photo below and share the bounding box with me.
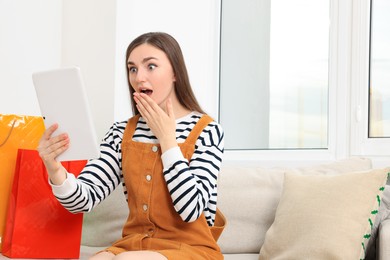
[140,89,153,95]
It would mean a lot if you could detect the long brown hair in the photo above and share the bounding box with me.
[126,32,205,115]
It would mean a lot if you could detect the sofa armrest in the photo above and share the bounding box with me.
[378,219,390,260]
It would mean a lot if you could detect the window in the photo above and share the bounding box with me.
[219,0,389,163]
[219,0,330,150]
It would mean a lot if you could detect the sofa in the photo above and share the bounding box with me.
[1,157,389,259]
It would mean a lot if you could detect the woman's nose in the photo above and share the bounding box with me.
[135,68,146,82]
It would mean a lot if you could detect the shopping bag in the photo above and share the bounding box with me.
[2,149,87,259]
[0,114,45,251]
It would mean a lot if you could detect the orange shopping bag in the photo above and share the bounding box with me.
[0,114,45,251]
[2,149,86,258]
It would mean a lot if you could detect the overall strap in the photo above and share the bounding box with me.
[185,115,213,145]
[184,114,226,241]
[123,114,141,142]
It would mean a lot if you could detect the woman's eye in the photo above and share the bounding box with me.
[148,64,157,70]
[129,67,137,73]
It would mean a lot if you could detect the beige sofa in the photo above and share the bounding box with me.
[1,157,389,259]
[78,157,390,260]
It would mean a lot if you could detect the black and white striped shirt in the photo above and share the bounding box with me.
[51,112,224,226]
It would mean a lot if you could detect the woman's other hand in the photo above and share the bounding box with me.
[37,123,69,185]
[133,92,177,153]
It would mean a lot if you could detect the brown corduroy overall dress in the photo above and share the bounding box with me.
[105,114,225,260]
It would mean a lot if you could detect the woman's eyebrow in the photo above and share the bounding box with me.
[127,56,158,66]
[142,57,158,63]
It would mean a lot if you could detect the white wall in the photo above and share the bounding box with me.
[61,0,117,140]
[0,0,62,116]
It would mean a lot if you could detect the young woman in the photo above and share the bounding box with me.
[38,32,225,260]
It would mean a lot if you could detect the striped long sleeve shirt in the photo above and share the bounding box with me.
[51,112,224,226]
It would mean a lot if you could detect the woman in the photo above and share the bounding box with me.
[38,32,225,260]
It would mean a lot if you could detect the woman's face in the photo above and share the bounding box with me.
[127,43,176,107]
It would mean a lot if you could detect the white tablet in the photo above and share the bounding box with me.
[32,67,100,162]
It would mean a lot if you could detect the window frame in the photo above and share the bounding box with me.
[350,0,390,157]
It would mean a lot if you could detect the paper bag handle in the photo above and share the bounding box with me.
[0,120,16,147]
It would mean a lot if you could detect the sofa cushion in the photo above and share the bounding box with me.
[258,168,389,260]
[81,186,128,247]
[217,157,372,254]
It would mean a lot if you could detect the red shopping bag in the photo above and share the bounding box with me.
[2,149,87,259]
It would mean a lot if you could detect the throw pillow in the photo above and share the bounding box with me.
[259,168,389,260]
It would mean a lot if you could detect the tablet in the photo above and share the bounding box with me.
[32,67,100,162]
